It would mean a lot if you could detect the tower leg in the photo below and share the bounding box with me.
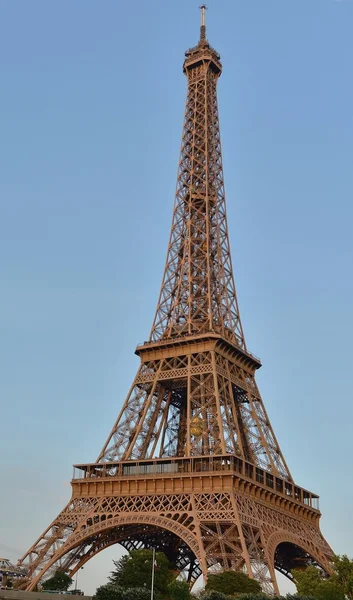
[194,492,278,594]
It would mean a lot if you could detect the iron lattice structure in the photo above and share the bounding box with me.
[17,9,333,596]
[0,558,27,588]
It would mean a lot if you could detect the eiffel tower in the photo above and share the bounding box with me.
[18,7,333,596]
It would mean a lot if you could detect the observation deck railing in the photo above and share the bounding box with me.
[73,454,319,511]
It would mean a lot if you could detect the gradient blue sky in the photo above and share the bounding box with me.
[1,0,353,595]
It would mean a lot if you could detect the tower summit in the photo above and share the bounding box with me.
[200,4,207,40]
[17,9,333,595]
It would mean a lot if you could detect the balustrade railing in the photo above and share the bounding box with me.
[73,454,319,511]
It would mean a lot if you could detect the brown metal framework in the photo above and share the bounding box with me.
[17,9,333,596]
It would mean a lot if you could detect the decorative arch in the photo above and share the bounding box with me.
[267,531,333,583]
[27,514,206,591]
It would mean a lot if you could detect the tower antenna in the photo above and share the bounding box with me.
[199,4,207,41]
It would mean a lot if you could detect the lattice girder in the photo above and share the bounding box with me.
[150,37,244,348]
[97,341,290,480]
[16,14,333,598]
[17,476,333,594]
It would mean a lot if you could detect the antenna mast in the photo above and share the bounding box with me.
[199,4,207,41]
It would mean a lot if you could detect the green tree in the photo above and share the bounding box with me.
[199,591,228,600]
[236,596,269,600]
[317,582,345,600]
[95,583,158,600]
[122,587,152,600]
[42,571,73,591]
[235,596,316,600]
[285,595,316,600]
[205,571,262,596]
[293,567,322,597]
[293,566,345,600]
[108,550,174,597]
[95,583,124,600]
[108,556,130,586]
[332,554,353,599]
[168,580,191,600]
[236,595,271,600]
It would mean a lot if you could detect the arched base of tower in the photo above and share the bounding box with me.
[63,524,202,585]
[16,467,333,596]
[17,505,206,592]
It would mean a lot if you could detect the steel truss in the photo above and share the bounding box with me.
[17,11,333,596]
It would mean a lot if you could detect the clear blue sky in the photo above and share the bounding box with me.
[1,0,352,595]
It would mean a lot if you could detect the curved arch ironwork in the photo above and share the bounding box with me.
[267,531,333,583]
[27,514,205,591]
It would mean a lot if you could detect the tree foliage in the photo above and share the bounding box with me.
[108,556,130,586]
[199,591,228,600]
[237,595,276,600]
[293,566,345,600]
[42,571,73,591]
[235,595,271,600]
[285,595,316,600]
[205,571,262,596]
[205,595,317,600]
[95,583,123,600]
[95,584,151,600]
[168,580,191,600]
[106,550,174,597]
[120,587,152,600]
[293,567,323,597]
[332,554,353,600]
